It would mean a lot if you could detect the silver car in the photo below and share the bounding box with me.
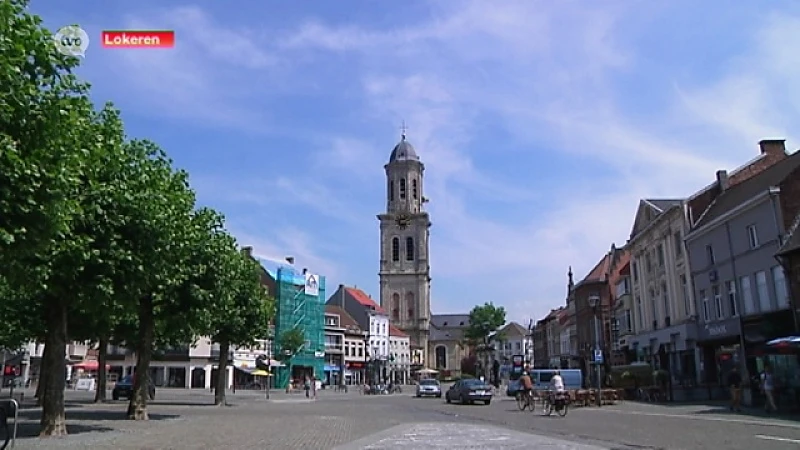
[415,379,442,398]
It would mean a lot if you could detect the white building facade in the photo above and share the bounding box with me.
[389,325,411,384]
[628,199,699,384]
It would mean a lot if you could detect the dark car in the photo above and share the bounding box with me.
[112,375,155,401]
[445,378,492,405]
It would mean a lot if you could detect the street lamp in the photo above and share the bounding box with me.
[527,319,534,366]
[587,294,602,407]
[363,311,371,387]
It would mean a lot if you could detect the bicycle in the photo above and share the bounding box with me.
[542,390,569,417]
[515,389,535,411]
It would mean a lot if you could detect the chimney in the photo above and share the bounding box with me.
[241,246,253,257]
[759,139,786,156]
[716,170,729,192]
[339,284,345,307]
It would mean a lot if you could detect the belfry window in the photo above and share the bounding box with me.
[399,178,406,199]
[388,179,394,201]
[392,237,400,262]
[406,237,414,261]
[412,179,418,199]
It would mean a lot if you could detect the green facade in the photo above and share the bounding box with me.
[272,267,325,389]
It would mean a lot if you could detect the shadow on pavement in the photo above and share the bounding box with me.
[17,408,179,422]
[691,407,800,421]
[13,422,116,439]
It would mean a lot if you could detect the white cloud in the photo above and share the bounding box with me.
[230,227,341,282]
[269,1,800,323]
[85,1,800,324]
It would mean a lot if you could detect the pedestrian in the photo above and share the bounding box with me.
[311,376,317,399]
[761,365,777,413]
[304,376,311,398]
[727,367,742,412]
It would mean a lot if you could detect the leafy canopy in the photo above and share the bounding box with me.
[464,302,506,344]
[276,326,305,361]
[188,208,275,348]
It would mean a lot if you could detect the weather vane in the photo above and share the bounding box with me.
[400,120,408,139]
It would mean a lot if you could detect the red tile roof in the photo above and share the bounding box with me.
[389,325,407,337]
[345,287,385,313]
[324,305,361,330]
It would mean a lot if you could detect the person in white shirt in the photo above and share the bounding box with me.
[550,370,565,393]
[547,370,565,406]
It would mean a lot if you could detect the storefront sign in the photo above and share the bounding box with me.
[697,317,741,341]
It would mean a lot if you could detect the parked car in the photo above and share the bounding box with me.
[415,379,442,398]
[445,378,492,405]
[112,375,155,401]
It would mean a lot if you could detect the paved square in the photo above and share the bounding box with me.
[337,423,608,449]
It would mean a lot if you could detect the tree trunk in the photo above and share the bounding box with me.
[39,302,68,437]
[214,340,230,406]
[94,336,108,403]
[35,342,51,406]
[127,295,154,420]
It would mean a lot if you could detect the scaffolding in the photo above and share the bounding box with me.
[272,267,325,389]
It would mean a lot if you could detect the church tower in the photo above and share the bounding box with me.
[378,128,432,367]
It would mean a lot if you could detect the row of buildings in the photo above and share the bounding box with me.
[533,139,800,400]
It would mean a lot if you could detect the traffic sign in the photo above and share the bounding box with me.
[593,349,603,363]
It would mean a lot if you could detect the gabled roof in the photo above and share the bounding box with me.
[777,212,800,257]
[629,199,682,241]
[431,314,469,329]
[499,321,528,338]
[577,253,611,286]
[430,314,470,342]
[389,324,408,337]
[324,305,361,330]
[693,150,800,230]
[345,287,385,314]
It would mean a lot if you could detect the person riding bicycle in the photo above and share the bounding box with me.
[548,370,565,403]
[519,371,534,400]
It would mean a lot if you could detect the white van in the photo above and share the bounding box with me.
[506,369,583,396]
[531,369,583,391]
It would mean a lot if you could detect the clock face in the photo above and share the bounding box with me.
[396,214,410,229]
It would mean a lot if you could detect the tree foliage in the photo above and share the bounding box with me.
[464,302,507,345]
[0,0,279,436]
[276,327,306,361]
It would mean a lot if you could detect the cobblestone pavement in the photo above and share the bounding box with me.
[5,388,800,449]
[335,423,607,449]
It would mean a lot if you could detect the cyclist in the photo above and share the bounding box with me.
[548,370,565,404]
[519,370,534,404]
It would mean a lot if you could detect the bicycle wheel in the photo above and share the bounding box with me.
[543,401,552,416]
[556,402,568,417]
[527,395,536,411]
[516,393,526,411]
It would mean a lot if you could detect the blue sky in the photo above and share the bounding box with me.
[32,0,800,325]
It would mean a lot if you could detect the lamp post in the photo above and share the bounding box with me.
[588,294,602,407]
[527,319,534,367]
[363,310,371,387]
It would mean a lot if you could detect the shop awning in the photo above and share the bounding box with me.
[762,336,800,354]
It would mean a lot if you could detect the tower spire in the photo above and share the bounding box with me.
[400,120,408,141]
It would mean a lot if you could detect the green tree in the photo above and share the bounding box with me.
[464,303,506,380]
[276,326,305,378]
[187,209,275,405]
[0,0,104,436]
[109,139,198,420]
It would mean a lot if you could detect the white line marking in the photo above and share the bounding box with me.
[754,434,800,443]
[588,408,800,430]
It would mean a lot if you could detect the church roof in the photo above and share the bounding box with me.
[389,136,420,163]
[345,287,385,314]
